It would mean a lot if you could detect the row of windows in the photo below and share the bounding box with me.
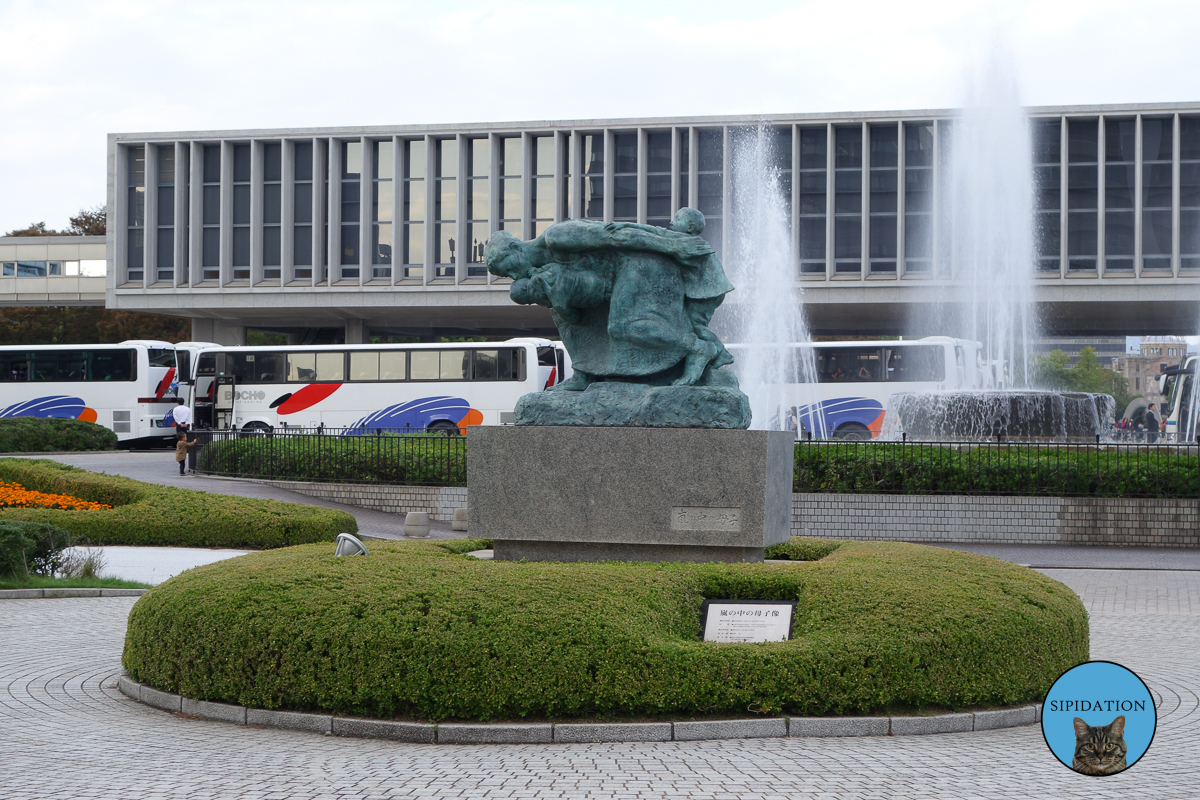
[0,350,138,382]
[197,348,527,384]
[810,345,945,383]
[124,114,1200,286]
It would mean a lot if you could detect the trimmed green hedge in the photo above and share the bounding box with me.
[123,539,1088,721]
[0,459,356,549]
[0,417,118,452]
[197,435,465,485]
[795,443,1200,498]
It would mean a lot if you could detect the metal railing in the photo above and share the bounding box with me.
[191,427,467,486]
[794,437,1200,499]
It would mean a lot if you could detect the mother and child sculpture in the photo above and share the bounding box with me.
[483,208,751,429]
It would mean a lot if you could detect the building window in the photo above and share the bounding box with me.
[434,139,457,277]
[263,142,282,280]
[1179,117,1200,269]
[499,137,522,234]
[1105,118,1136,271]
[645,131,672,228]
[1067,119,1098,271]
[697,129,723,250]
[1033,119,1061,273]
[231,144,251,280]
[126,145,145,283]
[834,126,862,273]
[868,124,897,273]
[403,140,425,279]
[339,140,361,279]
[613,132,637,223]
[372,140,393,279]
[155,145,174,283]
[293,141,314,281]
[1142,117,1173,271]
[582,134,603,221]
[903,123,933,275]
[797,127,828,276]
[201,145,220,281]
[532,135,555,237]
[466,138,489,276]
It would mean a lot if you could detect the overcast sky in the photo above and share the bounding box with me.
[2,0,1199,234]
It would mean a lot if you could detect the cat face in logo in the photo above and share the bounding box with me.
[1072,715,1128,776]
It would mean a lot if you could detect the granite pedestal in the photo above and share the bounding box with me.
[467,426,793,562]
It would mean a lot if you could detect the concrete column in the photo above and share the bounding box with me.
[220,140,234,285]
[391,136,402,285]
[896,121,906,278]
[930,120,939,280]
[1059,116,1068,278]
[603,129,614,222]
[1135,115,1144,276]
[344,319,366,344]
[1097,116,1106,278]
[636,128,647,224]
[554,131,567,222]
[826,122,835,279]
[423,134,434,285]
[522,132,534,240]
[359,135,371,286]
[568,130,582,220]
[114,144,129,286]
[670,127,680,215]
[191,318,245,346]
[189,141,203,287]
[456,133,466,283]
[687,128,699,209]
[721,126,730,264]
[791,124,802,276]
[281,138,295,283]
[1173,113,1181,277]
[329,138,343,283]
[860,121,869,279]
[250,139,264,284]
[175,142,189,286]
[313,138,327,286]
[144,142,157,287]
[487,133,500,285]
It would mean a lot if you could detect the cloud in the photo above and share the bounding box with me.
[3,0,1200,233]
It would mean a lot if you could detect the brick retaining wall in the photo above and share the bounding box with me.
[256,480,467,521]
[249,480,1197,546]
[793,493,1199,548]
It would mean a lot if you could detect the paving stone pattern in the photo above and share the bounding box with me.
[3,569,1198,799]
[255,480,467,522]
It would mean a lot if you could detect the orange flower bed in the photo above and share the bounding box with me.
[0,481,112,511]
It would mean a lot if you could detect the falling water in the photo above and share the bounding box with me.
[715,126,825,434]
[913,43,1038,387]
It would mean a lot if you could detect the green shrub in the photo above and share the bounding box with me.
[0,520,74,577]
[764,537,842,561]
[123,539,1089,722]
[795,443,1199,498]
[0,417,118,452]
[0,459,355,549]
[197,434,466,486]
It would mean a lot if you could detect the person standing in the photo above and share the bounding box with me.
[170,398,191,434]
[1144,403,1160,444]
[175,433,196,476]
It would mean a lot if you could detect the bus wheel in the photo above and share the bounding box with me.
[239,421,273,437]
[834,423,872,441]
[427,421,460,436]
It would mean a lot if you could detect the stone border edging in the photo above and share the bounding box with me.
[0,588,148,599]
[117,674,1041,742]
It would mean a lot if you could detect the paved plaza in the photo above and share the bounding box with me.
[1,567,1196,800]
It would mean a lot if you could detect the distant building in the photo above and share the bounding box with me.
[0,235,107,307]
[1029,336,1127,365]
[1115,335,1188,408]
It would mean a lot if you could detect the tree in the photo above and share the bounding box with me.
[0,307,190,345]
[68,205,106,236]
[4,221,66,237]
[4,205,106,237]
[1031,346,1138,412]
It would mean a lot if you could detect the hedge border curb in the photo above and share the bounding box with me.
[117,674,1042,742]
[0,588,148,599]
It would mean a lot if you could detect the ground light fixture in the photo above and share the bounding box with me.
[334,533,369,556]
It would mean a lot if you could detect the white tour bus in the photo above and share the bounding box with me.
[1158,354,1198,442]
[0,340,182,446]
[186,337,571,433]
[727,336,989,440]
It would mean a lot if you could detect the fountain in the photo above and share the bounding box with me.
[716,125,826,436]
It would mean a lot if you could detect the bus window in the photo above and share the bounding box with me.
[89,349,135,382]
[148,348,176,368]
[350,352,379,381]
[289,352,344,382]
[379,351,406,380]
[316,352,344,381]
[0,352,30,381]
[33,351,87,382]
[197,353,220,375]
[473,350,499,380]
[227,352,284,383]
[176,351,192,383]
[536,346,557,366]
[886,345,945,382]
[815,347,883,382]
[410,351,439,380]
[440,350,469,380]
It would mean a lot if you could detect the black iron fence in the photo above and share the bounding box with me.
[191,428,1200,499]
[191,427,467,486]
[794,438,1200,499]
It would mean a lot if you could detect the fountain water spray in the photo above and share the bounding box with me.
[915,43,1038,388]
[716,126,825,435]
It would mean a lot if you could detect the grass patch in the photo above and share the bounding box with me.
[0,459,356,549]
[0,417,118,452]
[764,537,842,561]
[0,575,150,590]
[123,538,1088,722]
